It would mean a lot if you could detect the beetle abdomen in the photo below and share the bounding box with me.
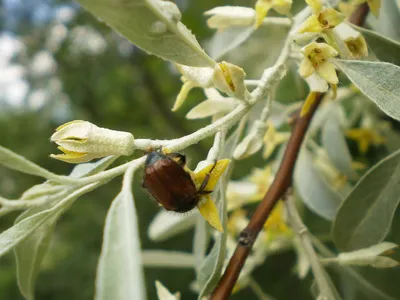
[143,151,199,212]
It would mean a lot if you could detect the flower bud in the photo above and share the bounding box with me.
[204,6,255,30]
[234,120,267,159]
[50,120,134,163]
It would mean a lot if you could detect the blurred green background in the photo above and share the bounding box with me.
[0,1,399,299]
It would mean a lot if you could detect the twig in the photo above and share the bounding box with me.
[285,197,340,300]
[210,2,370,298]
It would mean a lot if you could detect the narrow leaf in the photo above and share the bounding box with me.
[148,210,197,242]
[0,187,83,259]
[335,60,400,121]
[75,0,214,67]
[14,204,57,300]
[207,26,254,61]
[333,149,400,251]
[95,191,145,300]
[322,114,357,179]
[141,250,195,268]
[0,145,56,179]
[294,149,343,220]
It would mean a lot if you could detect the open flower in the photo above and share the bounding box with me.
[190,159,231,232]
[204,6,256,30]
[263,123,290,159]
[50,120,134,163]
[298,0,345,34]
[345,127,386,154]
[333,23,368,59]
[254,0,292,28]
[172,62,246,111]
[300,42,339,85]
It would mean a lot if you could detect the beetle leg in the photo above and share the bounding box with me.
[197,160,218,194]
[198,190,213,195]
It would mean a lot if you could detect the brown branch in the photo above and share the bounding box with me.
[210,93,324,300]
[210,4,370,299]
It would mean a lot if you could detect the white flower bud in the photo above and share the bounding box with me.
[234,120,267,159]
[204,6,255,30]
[50,120,134,163]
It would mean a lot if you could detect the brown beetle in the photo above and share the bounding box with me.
[142,151,215,213]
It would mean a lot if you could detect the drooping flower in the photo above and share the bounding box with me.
[172,62,247,111]
[50,120,134,163]
[298,0,345,34]
[300,42,339,85]
[333,23,368,59]
[191,159,231,232]
[254,0,292,28]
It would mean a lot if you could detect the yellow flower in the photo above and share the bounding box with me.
[50,120,134,163]
[298,0,345,34]
[254,0,292,28]
[333,23,368,59]
[300,42,339,85]
[345,128,386,154]
[264,201,291,239]
[191,159,230,232]
[263,123,290,159]
[249,165,274,199]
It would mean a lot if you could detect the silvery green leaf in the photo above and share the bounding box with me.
[155,281,180,300]
[377,0,400,41]
[294,149,343,220]
[352,26,400,66]
[0,187,83,259]
[193,216,209,273]
[20,182,63,201]
[207,26,254,61]
[141,250,195,268]
[69,156,117,178]
[197,186,227,299]
[309,102,345,135]
[95,192,145,300]
[148,210,197,242]
[335,60,400,121]
[75,0,214,67]
[0,145,56,179]
[336,242,399,268]
[333,149,400,251]
[14,204,58,300]
[322,115,357,180]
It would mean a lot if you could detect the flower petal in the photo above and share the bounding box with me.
[298,15,323,33]
[172,81,197,111]
[319,8,345,29]
[306,0,322,14]
[186,98,236,119]
[254,0,273,28]
[316,61,338,84]
[194,159,230,191]
[197,195,223,232]
[299,58,315,78]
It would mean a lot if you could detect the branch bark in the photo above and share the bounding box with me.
[210,4,370,299]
